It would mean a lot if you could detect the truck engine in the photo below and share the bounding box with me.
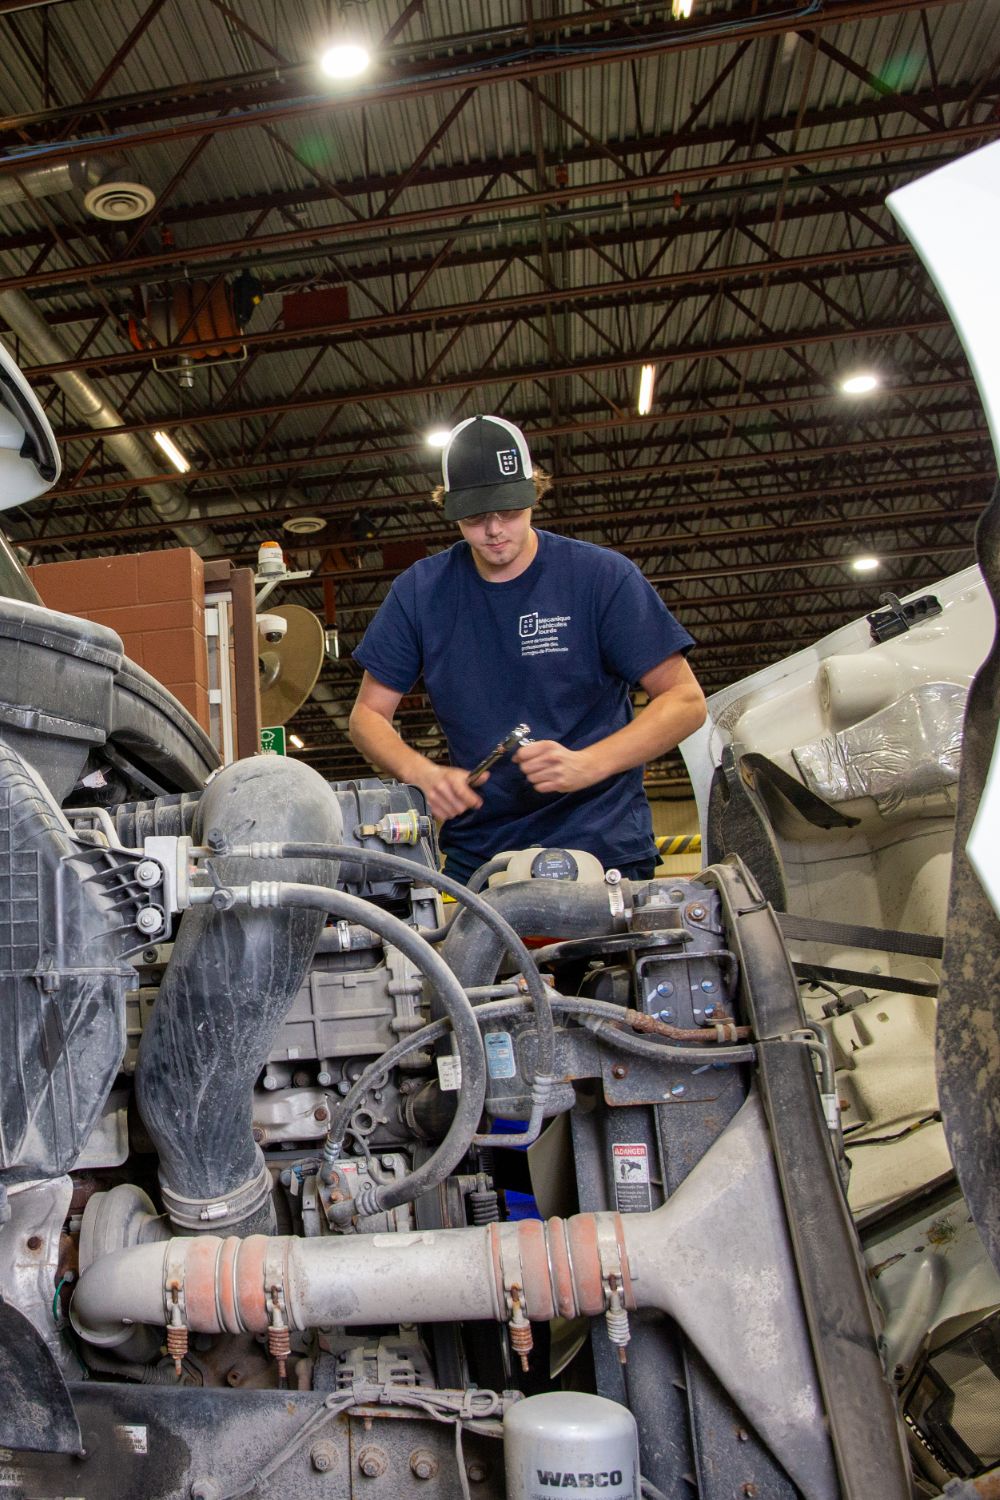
[0,690,912,1499]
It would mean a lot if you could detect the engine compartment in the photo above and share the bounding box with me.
[0,719,918,1500]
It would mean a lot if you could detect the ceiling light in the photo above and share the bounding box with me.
[672,0,694,15]
[851,556,880,573]
[152,430,190,473]
[840,372,880,396]
[289,733,305,750]
[637,364,656,416]
[426,428,450,447]
[320,42,371,80]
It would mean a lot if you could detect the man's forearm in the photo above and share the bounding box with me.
[580,687,706,782]
[349,701,432,785]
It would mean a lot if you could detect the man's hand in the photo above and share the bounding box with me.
[416,763,488,821]
[514,739,599,795]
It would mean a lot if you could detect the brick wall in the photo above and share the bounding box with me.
[28,548,211,733]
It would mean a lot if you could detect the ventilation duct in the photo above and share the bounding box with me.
[0,155,154,220]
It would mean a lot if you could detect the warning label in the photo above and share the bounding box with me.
[612,1142,652,1213]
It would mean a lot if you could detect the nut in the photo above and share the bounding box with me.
[25,1235,42,1251]
[314,1106,329,1122]
[466,1461,488,1484]
[687,904,707,922]
[358,1444,389,1478]
[409,1449,439,1480]
[311,1441,337,1473]
[611,1063,628,1080]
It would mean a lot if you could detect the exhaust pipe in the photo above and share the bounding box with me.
[73,1091,846,1497]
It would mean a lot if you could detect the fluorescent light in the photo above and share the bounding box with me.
[637,363,656,416]
[152,430,190,473]
[672,0,694,15]
[320,42,370,79]
[289,733,305,749]
[840,372,880,396]
[851,556,880,573]
[426,428,450,447]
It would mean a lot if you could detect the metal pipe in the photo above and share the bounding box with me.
[71,1091,843,1500]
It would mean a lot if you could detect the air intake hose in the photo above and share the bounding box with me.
[439,877,631,989]
[134,757,341,1236]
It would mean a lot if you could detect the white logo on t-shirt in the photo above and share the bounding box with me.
[497,448,519,475]
[518,612,571,657]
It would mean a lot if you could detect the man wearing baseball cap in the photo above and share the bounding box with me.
[350,414,705,884]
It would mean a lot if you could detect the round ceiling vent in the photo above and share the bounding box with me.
[83,181,157,222]
[283,515,327,535]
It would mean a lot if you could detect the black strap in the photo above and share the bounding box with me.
[794,961,938,999]
[777,912,943,960]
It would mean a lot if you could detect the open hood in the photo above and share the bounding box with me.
[0,336,60,508]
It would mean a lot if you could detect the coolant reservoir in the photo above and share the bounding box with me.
[504,1392,639,1500]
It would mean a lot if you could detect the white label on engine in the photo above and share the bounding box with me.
[612,1142,652,1212]
[485,1030,517,1079]
[437,1054,462,1091]
[118,1424,148,1454]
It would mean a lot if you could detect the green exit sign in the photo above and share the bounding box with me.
[260,725,286,755]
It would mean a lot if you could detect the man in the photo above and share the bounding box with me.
[350,414,706,883]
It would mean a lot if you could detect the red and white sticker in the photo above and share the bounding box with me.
[612,1142,652,1212]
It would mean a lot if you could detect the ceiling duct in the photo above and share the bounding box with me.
[0,159,212,553]
[0,155,155,220]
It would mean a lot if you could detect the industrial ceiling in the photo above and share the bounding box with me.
[0,0,996,792]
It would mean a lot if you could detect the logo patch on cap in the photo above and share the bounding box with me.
[497,448,519,476]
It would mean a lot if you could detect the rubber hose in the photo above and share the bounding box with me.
[233,842,555,1081]
[134,758,341,1236]
[440,878,626,990]
[467,853,513,893]
[270,883,487,1217]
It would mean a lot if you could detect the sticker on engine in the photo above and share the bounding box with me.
[437,1054,462,1091]
[612,1142,652,1212]
[118,1425,148,1454]
[484,1030,516,1079]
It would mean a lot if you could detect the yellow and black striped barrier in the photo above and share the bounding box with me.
[656,834,701,857]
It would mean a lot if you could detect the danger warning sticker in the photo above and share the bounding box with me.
[612,1142,652,1213]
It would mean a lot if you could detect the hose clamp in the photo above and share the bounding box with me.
[160,1151,272,1233]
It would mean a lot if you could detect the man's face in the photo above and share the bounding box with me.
[457,506,533,576]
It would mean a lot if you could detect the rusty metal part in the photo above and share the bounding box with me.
[311,1441,337,1473]
[621,1006,751,1043]
[507,1286,533,1372]
[409,1448,439,1480]
[358,1444,389,1479]
[165,1322,188,1378]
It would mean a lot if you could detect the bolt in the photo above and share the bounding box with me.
[191,1483,221,1500]
[317,1070,333,1087]
[611,1063,628,1079]
[225,1367,244,1388]
[670,1083,686,1097]
[142,947,160,964]
[409,1449,439,1481]
[314,1106,329,1122]
[467,1461,488,1484]
[742,1486,758,1498]
[26,1235,42,1251]
[262,1074,280,1091]
[700,979,716,992]
[703,1005,716,1017]
[135,859,161,887]
[605,868,622,885]
[206,828,226,851]
[688,904,707,922]
[311,1441,337,1473]
[136,906,163,935]
[669,888,685,901]
[657,1009,673,1022]
[736,1428,750,1442]
[252,1127,267,1145]
[358,1445,389,1479]
[656,981,674,997]
[279,1169,292,1186]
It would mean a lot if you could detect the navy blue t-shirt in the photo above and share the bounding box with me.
[353,529,694,873]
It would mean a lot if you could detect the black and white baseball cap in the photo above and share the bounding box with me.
[440,414,535,520]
